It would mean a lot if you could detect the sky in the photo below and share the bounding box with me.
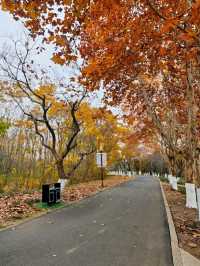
[0,10,80,79]
[0,10,117,112]
[0,11,52,65]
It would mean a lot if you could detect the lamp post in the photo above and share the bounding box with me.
[96,143,107,188]
[96,115,107,186]
[99,143,104,188]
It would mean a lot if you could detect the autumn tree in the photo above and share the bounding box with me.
[79,1,200,184]
[0,40,95,181]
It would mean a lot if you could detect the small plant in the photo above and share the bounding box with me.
[159,176,169,183]
[178,185,186,194]
[177,178,185,185]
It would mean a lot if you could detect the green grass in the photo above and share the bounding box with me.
[34,201,66,210]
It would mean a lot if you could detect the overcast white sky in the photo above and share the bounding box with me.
[0,11,51,64]
[0,10,83,79]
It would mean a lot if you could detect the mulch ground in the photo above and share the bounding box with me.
[0,191,41,228]
[62,176,132,202]
[162,183,200,260]
[0,175,133,228]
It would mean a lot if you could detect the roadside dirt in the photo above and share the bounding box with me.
[0,175,133,228]
[162,183,200,260]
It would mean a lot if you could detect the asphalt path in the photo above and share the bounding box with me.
[0,175,173,266]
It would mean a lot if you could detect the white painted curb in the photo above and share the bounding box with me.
[181,249,200,266]
[159,181,183,266]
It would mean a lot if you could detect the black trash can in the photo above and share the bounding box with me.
[54,183,61,203]
[42,183,61,205]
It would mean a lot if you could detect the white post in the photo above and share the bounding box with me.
[171,176,178,190]
[185,183,198,209]
[58,179,68,191]
[168,175,173,186]
[196,188,200,221]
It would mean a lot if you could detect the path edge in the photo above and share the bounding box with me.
[159,180,183,266]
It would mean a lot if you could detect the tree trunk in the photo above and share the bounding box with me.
[56,160,67,180]
[184,158,195,183]
[195,154,200,187]
[168,156,177,176]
